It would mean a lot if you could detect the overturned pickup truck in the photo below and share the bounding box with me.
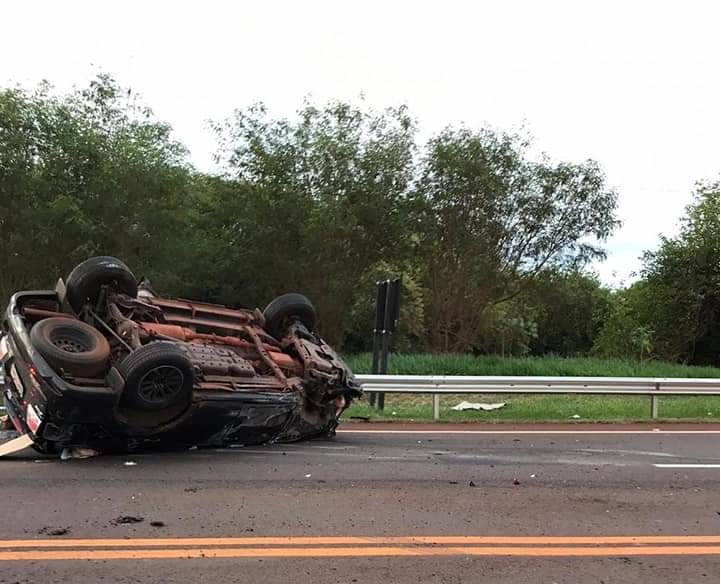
[0,257,361,454]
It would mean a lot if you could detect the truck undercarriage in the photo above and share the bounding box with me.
[0,257,361,454]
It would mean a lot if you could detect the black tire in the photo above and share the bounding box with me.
[263,293,317,339]
[66,256,137,312]
[117,342,194,411]
[30,317,111,377]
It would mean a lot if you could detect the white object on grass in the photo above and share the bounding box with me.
[450,401,506,411]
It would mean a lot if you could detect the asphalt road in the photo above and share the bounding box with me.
[0,423,718,583]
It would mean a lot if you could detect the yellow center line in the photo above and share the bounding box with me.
[0,535,717,548]
[0,545,717,561]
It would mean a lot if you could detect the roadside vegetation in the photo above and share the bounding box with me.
[1,75,718,380]
[344,395,719,423]
[344,353,719,378]
[342,353,719,423]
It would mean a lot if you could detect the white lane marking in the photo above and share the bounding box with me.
[580,448,681,457]
[337,430,719,435]
[653,463,720,469]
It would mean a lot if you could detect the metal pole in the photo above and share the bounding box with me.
[377,328,390,411]
[432,394,440,421]
[650,382,660,419]
[377,280,395,411]
[369,330,379,408]
[371,330,381,376]
[370,281,387,409]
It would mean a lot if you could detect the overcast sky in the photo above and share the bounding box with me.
[3,0,718,285]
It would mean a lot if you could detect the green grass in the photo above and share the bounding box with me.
[344,353,720,378]
[342,354,719,423]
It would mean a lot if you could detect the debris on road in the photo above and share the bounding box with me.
[150,521,166,527]
[570,414,582,419]
[60,447,100,460]
[38,526,70,536]
[112,515,144,525]
[450,401,506,411]
[469,481,477,487]
[123,461,138,466]
[0,433,33,457]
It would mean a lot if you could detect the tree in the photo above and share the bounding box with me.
[640,181,719,365]
[592,282,654,360]
[414,127,619,352]
[1,82,624,359]
[0,75,194,302]
[526,269,610,356]
[475,298,539,357]
[214,100,417,343]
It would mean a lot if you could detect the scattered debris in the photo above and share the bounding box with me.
[60,447,100,460]
[150,521,166,527]
[304,473,312,478]
[513,479,521,485]
[184,487,198,493]
[349,416,370,422]
[449,481,458,485]
[451,401,506,412]
[570,414,581,419]
[123,461,138,466]
[38,527,70,536]
[112,515,144,525]
[0,433,34,457]
[530,474,536,478]
[469,481,477,487]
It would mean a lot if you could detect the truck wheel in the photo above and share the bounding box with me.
[117,342,194,411]
[263,293,317,339]
[66,256,137,312]
[30,317,111,377]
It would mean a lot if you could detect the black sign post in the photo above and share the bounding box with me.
[370,278,401,410]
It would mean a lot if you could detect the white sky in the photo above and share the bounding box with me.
[2,0,719,286]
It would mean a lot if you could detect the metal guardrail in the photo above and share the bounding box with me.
[356,375,721,420]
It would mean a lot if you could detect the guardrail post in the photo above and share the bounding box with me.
[650,382,660,419]
[432,394,440,421]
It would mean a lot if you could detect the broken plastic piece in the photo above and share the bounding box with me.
[0,434,34,457]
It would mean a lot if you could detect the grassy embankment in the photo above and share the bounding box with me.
[342,353,720,423]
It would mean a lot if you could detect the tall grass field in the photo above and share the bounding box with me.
[342,353,720,423]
